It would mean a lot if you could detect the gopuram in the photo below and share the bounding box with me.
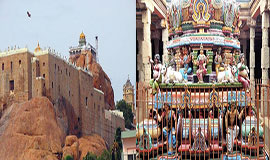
[136,0,268,159]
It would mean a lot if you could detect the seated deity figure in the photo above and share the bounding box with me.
[179,46,192,82]
[167,49,176,71]
[160,103,176,155]
[149,54,162,95]
[191,126,207,151]
[225,101,244,153]
[237,54,250,88]
[214,47,225,77]
[193,44,209,83]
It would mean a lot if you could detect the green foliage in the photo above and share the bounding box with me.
[112,127,122,160]
[97,149,112,160]
[116,99,134,129]
[83,152,97,160]
[83,150,112,160]
[115,127,122,150]
[64,155,74,160]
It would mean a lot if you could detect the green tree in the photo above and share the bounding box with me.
[116,99,134,129]
[64,155,74,160]
[112,127,122,160]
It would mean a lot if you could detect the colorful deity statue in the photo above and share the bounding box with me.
[179,46,192,82]
[214,47,225,77]
[161,103,176,155]
[225,101,244,153]
[167,49,177,71]
[211,0,223,21]
[149,54,162,95]
[237,54,250,88]
[193,44,209,83]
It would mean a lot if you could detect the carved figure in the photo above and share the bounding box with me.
[214,47,225,77]
[149,54,162,95]
[193,44,209,83]
[212,0,223,21]
[237,54,250,88]
[217,64,236,83]
[179,46,192,81]
[161,65,184,84]
[161,103,177,155]
[191,127,207,151]
[225,101,244,153]
[167,49,177,71]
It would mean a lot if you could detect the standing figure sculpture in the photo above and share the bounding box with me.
[149,54,162,95]
[179,46,192,82]
[214,47,224,77]
[237,54,250,88]
[225,101,244,153]
[193,44,209,83]
[167,49,176,71]
[161,103,176,155]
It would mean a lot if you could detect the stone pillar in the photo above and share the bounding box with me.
[141,7,152,83]
[261,11,269,85]
[242,39,248,62]
[248,18,256,100]
[261,10,269,117]
[161,19,169,64]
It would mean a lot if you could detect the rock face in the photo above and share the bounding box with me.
[0,97,108,160]
[0,97,65,160]
[78,134,107,160]
[63,135,79,160]
[69,51,115,109]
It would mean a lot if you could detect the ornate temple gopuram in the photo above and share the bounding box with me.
[136,0,270,159]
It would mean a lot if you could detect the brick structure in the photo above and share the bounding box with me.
[0,44,125,146]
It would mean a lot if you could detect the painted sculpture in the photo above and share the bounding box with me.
[179,46,192,82]
[161,103,176,155]
[214,47,224,77]
[190,127,207,151]
[193,44,209,83]
[237,53,250,88]
[149,54,162,95]
[167,49,177,71]
[225,101,244,153]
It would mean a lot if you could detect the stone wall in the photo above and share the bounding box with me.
[0,50,33,102]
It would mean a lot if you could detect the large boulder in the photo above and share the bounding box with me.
[79,134,107,160]
[63,135,79,160]
[0,97,65,160]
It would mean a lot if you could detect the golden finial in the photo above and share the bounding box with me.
[80,31,85,39]
[34,42,41,52]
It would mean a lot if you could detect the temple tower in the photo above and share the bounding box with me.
[123,75,135,113]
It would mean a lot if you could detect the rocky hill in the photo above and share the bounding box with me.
[0,97,107,160]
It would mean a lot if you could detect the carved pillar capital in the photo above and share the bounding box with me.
[247,17,256,28]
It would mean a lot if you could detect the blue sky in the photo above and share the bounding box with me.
[0,0,135,102]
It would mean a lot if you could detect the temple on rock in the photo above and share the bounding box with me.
[0,33,124,147]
